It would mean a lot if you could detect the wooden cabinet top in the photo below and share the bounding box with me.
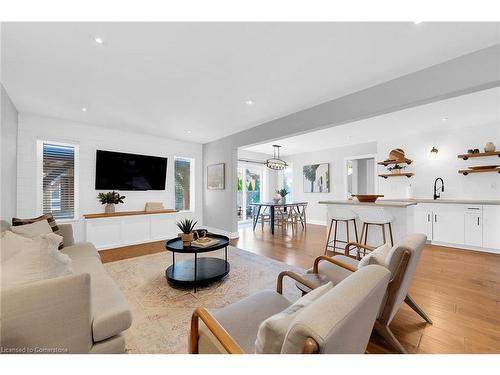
[83,209,177,219]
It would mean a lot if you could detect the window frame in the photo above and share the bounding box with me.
[36,139,80,222]
[174,156,195,213]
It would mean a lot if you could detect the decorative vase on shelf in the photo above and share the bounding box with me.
[105,203,115,214]
[280,197,286,204]
[484,142,496,153]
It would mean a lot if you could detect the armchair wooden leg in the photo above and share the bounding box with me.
[374,321,407,354]
[405,294,433,324]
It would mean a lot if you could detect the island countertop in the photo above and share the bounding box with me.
[318,200,417,208]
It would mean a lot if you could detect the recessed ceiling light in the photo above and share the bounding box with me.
[94,36,104,45]
[81,107,87,112]
[441,117,448,121]
[186,130,192,134]
[245,99,255,106]
[414,21,422,25]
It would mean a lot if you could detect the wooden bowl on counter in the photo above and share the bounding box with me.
[351,194,385,203]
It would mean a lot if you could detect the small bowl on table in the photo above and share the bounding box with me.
[351,194,385,203]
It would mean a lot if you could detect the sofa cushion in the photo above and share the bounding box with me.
[198,290,292,353]
[12,213,63,249]
[69,254,132,342]
[255,282,333,354]
[62,242,101,261]
[1,231,72,288]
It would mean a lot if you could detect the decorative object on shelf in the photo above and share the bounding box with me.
[303,163,330,193]
[378,148,412,165]
[176,218,198,246]
[265,145,288,170]
[351,194,384,203]
[469,165,500,170]
[97,191,126,214]
[387,164,406,175]
[145,202,165,212]
[276,188,290,204]
[466,148,480,154]
[429,146,439,159]
[207,163,225,190]
[484,142,496,153]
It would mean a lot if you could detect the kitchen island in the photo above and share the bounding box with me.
[319,199,500,254]
[319,200,417,250]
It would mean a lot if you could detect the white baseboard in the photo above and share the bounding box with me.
[203,226,240,239]
[307,219,327,226]
[428,240,500,254]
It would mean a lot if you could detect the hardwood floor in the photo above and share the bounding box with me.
[99,223,500,354]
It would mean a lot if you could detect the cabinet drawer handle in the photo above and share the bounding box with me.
[427,214,430,222]
[434,214,437,222]
[477,217,480,226]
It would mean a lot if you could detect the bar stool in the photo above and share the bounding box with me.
[357,208,394,256]
[324,208,359,255]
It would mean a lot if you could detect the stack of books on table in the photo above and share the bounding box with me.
[191,237,219,248]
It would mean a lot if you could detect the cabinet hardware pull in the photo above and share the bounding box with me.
[427,214,430,222]
[467,207,480,210]
[477,217,480,226]
[434,214,437,222]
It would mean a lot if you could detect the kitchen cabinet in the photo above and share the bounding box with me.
[412,203,500,252]
[464,210,482,247]
[431,204,465,245]
[483,205,500,251]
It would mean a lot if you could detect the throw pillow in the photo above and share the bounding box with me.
[12,213,63,249]
[1,231,72,288]
[357,243,392,269]
[11,219,53,238]
[255,282,333,354]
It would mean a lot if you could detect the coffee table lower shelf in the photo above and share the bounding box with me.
[165,257,230,289]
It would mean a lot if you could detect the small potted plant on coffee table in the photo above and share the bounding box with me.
[276,188,290,204]
[97,191,126,213]
[177,218,198,246]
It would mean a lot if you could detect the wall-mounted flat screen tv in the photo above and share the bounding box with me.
[95,150,168,190]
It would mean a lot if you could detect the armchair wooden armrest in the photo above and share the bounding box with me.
[276,271,317,294]
[344,242,376,259]
[313,255,358,274]
[189,307,243,354]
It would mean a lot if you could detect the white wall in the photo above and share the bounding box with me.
[286,142,377,224]
[1,84,18,224]
[17,113,203,241]
[377,122,500,200]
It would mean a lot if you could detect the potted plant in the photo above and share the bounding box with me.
[387,164,406,175]
[176,218,197,246]
[276,188,290,204]
[97,191,126,213]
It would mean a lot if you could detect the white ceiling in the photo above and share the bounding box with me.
[243,86,500,156]
[2,22,499,143]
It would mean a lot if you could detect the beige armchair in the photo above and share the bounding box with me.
[189,265,391,354]
[311,233,431,353]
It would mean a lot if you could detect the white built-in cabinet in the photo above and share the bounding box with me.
[413,203,500,253]
[85,212,177,250]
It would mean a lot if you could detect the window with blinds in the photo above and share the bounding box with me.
[41,142,77,220]
[174,157,194,211]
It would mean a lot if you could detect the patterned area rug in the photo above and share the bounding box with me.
[104,246,303,353]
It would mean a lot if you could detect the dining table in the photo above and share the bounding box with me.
[249,201,308,235]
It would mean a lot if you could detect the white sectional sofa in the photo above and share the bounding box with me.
[1,224,132,354]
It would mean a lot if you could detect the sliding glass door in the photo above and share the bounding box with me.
[237,163,263,223]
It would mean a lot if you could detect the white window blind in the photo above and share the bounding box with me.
[174,157,193,211]
[41,142,76,220]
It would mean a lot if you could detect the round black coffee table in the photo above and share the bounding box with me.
[165,233,230,292]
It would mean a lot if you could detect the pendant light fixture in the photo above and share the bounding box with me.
[266,145,288,170]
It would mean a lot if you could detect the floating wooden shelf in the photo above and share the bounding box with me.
[377,158,413,166]
[457,151,500,160]
[378,173,414,179]
[83,209,177,219]
[458,168,500,176]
